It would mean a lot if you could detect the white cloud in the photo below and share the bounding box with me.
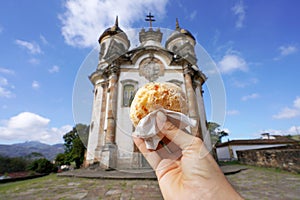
[0,112,72,144]
[0,77,14,98]
[218,54,248,74]
[15,39,42,54]
[274,45,298,60]
[227,110,240,116]
[273,96,300,119]
[259,125,300,136]
[231,0,246,29]
[212,30,220,46]
[231,78,258,88]
[0,77,8,86]
[28,58,40,65]
[287,126,300,134]
[8,112,49,129]
[32,81,40,89]
[279,45,297,56]
[0,67,14,75]
[59,0,168,48]
[48,65,60,73]
[0,87,13,98]
[241,93,259,101]
[273,107,299,119]
[0,69,15,98]
[293,97,300,109]
[40,35,48,45]
[189,10,197,20]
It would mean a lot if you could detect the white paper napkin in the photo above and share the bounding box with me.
[133,108,197,150]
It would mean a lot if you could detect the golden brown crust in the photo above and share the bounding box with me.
[130,82,187,127]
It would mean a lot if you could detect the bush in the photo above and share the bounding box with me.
[0,155,29,173]
[55,153,70,166]
[27,158,56,174]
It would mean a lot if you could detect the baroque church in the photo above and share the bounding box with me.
[85,14,212,170]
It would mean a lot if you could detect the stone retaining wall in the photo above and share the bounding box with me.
[0,173,48,184]
[237,145,300,173]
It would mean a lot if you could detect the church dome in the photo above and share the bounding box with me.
[177,28,195,41]
[165,18,196,49]
[165,18,197,65]
[98,16,128,44]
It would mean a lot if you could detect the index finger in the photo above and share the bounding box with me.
[156,111,202,150]
[133,137,162,170]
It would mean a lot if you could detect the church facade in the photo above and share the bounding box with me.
[85,16,211,170]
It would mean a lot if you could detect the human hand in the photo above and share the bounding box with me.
[133,111,243,200]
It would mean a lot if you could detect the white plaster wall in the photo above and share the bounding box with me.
[216,146,230,160]
[217,144,287,160]
[115,108,134,158]
[116,71,143,158]
[86,84,103,162]
[156,72,184,84]
[195,86,212,151]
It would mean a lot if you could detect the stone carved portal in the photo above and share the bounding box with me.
[139,56,164,82]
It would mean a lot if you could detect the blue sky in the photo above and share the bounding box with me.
[0,0,299,144]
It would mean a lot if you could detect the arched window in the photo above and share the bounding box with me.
[123,84,135,107]
[121,80,138,107]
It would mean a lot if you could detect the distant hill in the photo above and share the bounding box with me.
[0,141,64,161]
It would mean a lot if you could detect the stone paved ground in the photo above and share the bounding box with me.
[226,166,300,200]
[0,165,299,200]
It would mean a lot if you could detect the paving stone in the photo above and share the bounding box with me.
[1,165,299,199]
[105,189,122,196]
[68,192,88,199]
[132,184,148,189]
[67,182,80,186]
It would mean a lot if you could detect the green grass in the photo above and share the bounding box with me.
[0,173,58,192]
[245,165,300,175]
[105,183,113,190]
[218,160,241,165]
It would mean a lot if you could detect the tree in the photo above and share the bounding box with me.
[207,122,229,145]
[55,153,69,166]
[62,124,89,168]
[75,123,89,147]
[217,130,229,143]
[0,155,29,173]
[27,158,55,174]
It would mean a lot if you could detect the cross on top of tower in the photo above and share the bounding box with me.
[145,12,155,28]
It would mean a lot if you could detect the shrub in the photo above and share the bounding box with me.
[27,158,56,174]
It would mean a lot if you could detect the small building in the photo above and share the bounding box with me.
[216,135,298,161]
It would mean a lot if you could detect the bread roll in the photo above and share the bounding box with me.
[130,82,187,127]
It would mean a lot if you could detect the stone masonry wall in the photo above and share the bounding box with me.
[237,145,300,173]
